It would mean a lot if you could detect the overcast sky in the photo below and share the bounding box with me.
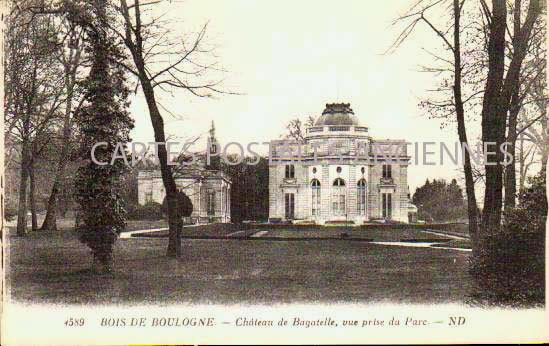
[128,0,478,193]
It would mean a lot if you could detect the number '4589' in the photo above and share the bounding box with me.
[64,318,85,327]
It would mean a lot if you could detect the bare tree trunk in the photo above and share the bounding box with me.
[141,80,182,257]
[41,180,59,231]
[60,188,69,217]
[28,161,38,231]
[504,148,516,210]
[519,136,527,192]
[452,0,479,251]
[41,93,73,231]
[504,104,520,211]
[118,0,182,257]
[481,0,540,233]
[481,0,507,234]
[42,33,79,231]
[92,248,114,274]
[16,142,29,236]
[503,0,526,212]
[482,123,506,233]
[117,0,230,256]
[540,109,548,176]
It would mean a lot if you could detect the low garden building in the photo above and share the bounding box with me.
[137,124,231,223]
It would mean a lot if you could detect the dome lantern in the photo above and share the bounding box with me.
[314,102,360,126]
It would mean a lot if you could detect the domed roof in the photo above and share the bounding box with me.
[314,103,360,126]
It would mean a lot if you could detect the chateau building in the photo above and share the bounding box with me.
[269,103,416,224]
[137,124,231,223]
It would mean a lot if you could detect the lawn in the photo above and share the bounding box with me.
[5,215,168,232]
[6,228,472,305]
[259,228,451,241]
[131,223,459,243]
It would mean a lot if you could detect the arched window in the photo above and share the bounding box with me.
[285,164,295,179]
[333,178,346,186]
[332,178,346,216]
[311,179,321,216]
[357,179,367,215]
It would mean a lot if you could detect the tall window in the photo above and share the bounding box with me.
[382,193,392,219]
[145,190,153,203]
[285,193,295,219]
[357,179,367,215]
[225,188,231,215]
[332,178,346,216]
[221,186,226,214]
[382,164,392,179]
[285,164,295,179]
[207,190,215,215]
[311,179,321,216]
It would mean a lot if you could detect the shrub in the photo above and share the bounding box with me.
[127,201,164,220]
[469,231,544,307]
[161,192,193,217]
[470,172,546,307]
[124,201,138,217]
[503,172,546,234]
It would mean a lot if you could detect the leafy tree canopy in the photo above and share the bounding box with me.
[412,178,467,222]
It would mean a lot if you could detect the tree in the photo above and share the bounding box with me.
[391,0,481,245]
[113,0,228,257]
[479,0,542,233]
[412,178,467,222]
[515,133,538,191]
[27,130,56,231]
[71,0,134,273]
[5,3,65,235]
[41,19,86,231]
[500,1,546,211]
[510,30,547,184]
[222,156,269,222]
[283,116,316,141]
[392,0,544,247]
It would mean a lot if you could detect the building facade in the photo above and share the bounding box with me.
[137,124,231,223]
[269,103,416,224]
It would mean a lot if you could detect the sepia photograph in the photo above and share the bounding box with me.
[1,0,547,344]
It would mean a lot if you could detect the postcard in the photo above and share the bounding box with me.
[1,0,547,344]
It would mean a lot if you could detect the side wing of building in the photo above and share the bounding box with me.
[137,170,231,223]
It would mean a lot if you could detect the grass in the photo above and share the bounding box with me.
[6,227,472,305]
[5,215,77,231]
[261,228,451,241]
[125,219,168,231]
[7,215,168,232]
[131,223,257,238]
[13,215,471,240]
[425,224,470,238]
[179,223,252,236]
[133,224,456,244]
